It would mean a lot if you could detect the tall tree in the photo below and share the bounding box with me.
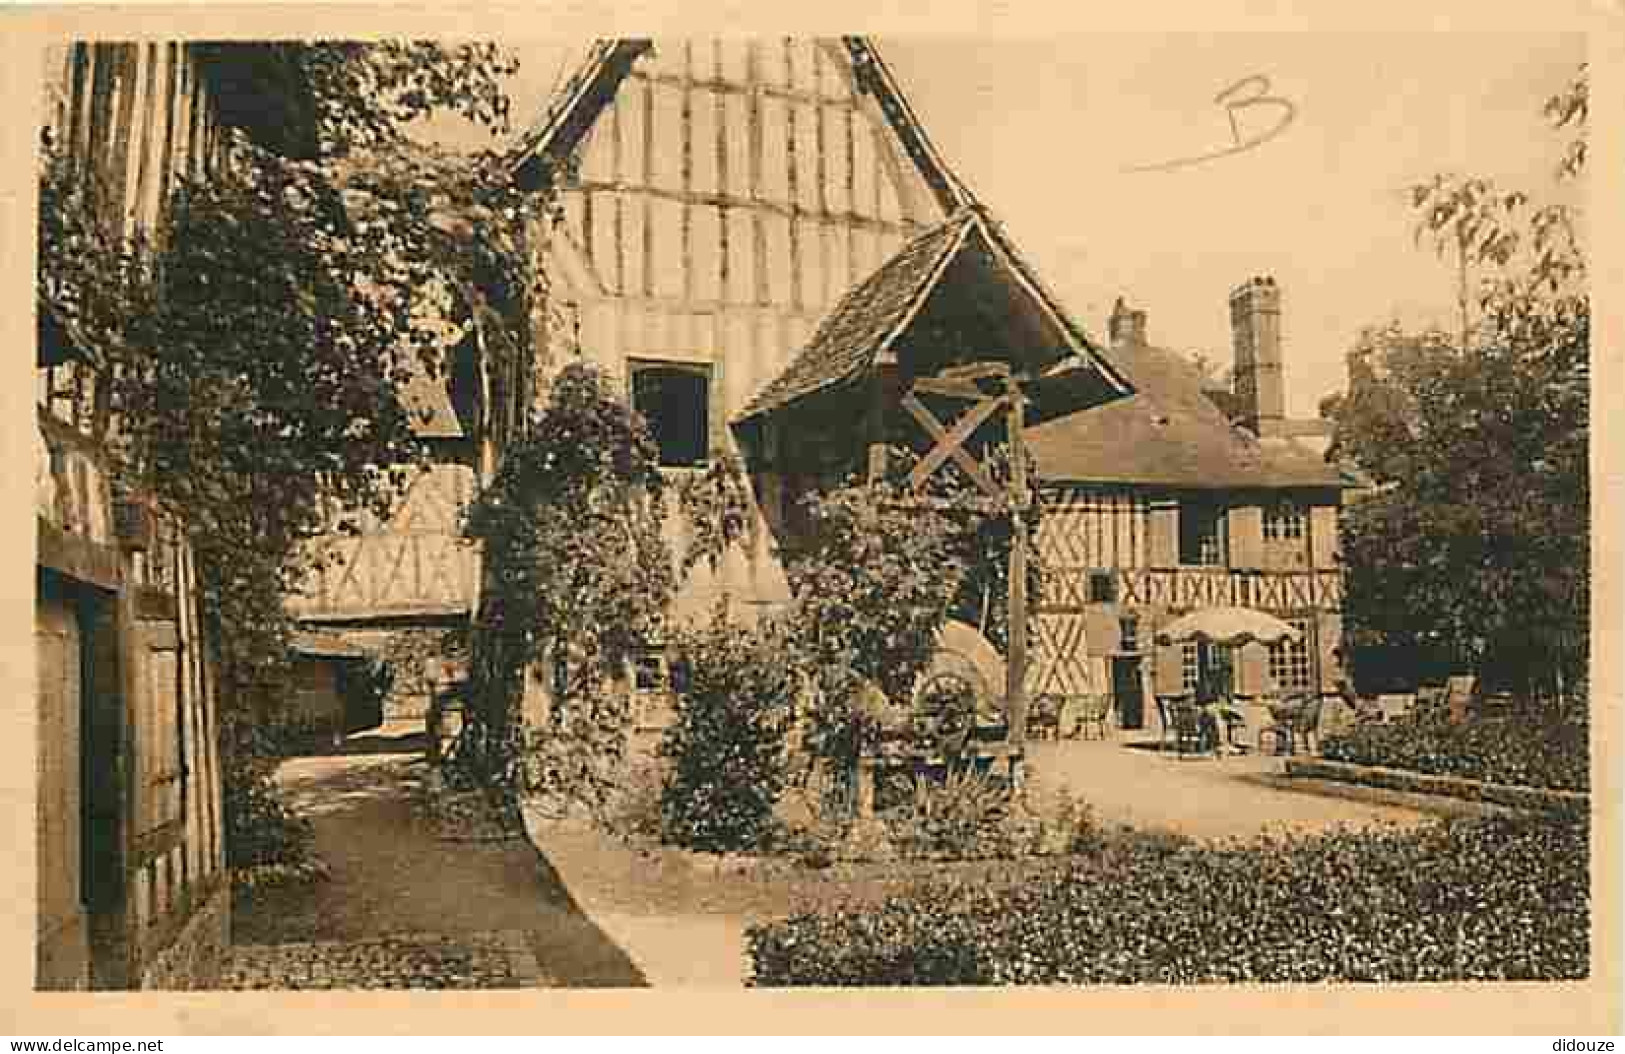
[1323,64,1587,704]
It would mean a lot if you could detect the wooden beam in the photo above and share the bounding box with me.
[1005,372,1030,758]
[900,392,1002,499]
[908,376,985,401]
[940,361,1011,383]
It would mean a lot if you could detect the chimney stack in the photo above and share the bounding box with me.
[1229,275,1284,435]
[1109,296,1147,350]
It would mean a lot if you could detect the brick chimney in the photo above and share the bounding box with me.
[1109,296,1147,349]
[1229,275,1285,435]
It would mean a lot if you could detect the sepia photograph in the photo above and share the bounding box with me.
[19,15,1610,1023]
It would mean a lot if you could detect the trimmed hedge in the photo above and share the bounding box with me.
[1285,757,1588,815]
[747,815,1588,985]
[1321,714,1587,792]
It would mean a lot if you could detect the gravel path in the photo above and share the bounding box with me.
[227,723,645,989]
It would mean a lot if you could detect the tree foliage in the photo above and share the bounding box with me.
[1324,63,1588,701]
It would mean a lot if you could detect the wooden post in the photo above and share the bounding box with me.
[855,756,876,818]
[865,373,890,485]
[1005,375,1029,760]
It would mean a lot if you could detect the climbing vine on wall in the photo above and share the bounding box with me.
[459,364,755,810]
[37,41,537,874]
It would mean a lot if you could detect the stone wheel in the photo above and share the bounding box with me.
[912,620,1008,733]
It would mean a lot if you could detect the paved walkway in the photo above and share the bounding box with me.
[226,721,645,990]
[1025,736,1443,842]
[520,808,750,988]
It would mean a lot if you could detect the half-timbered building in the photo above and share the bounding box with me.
[502,37,1349,734]
[1024,285,1348,732]
[35,42,315,989]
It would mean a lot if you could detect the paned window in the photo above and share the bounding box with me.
[1268,617,1316,692]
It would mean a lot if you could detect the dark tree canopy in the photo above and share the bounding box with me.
[1323,63,1587,702]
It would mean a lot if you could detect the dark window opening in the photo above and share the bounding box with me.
[1179,500,1228,566]
[1088,570,1118,604]
[632,652,668,693]
[1120,615,1139,653]
[631,361,710,468]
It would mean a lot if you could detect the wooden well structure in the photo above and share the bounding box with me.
[732,205,1134,801]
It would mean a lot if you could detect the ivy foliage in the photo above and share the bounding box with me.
[37,41,532,875]
[462,362,691,803]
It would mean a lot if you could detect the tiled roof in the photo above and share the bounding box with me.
[737,207,1134,423]
[736,215,972,421]
[1025,341,1348,490]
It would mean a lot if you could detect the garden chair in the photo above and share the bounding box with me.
[1444,674,1477,722]
[1414,683,1448,719]
[1288,695,1325,755]
[1165,699,1209,759]
[1258,695,1312,755]
[1073,693,1112,741]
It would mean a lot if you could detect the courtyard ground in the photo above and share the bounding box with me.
[1022,735,1452,841]
[225,720,645,989]
[230,722,1500,989]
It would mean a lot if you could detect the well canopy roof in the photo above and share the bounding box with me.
[735,207,1134,423]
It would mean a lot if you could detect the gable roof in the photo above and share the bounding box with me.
[1024,340,1349,490]
[735,207,1134,423]
[508,37,971,217]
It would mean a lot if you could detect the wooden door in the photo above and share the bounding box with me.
[36,590,89,990]
[1111,657,1145,731]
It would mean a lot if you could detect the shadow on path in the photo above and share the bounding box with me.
[233,734,645,988]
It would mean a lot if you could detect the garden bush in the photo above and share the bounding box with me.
[659,615,798,852]
[1321,712,1587,792]
[224,740,327,889]
[880,770,1097,862]
[747,814,1588,985]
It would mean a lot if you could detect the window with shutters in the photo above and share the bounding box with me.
[1268,617,1316,692]
[629,359,711,468]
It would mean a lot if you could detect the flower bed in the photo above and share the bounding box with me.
[1321,714,1587,792]
[747,815,1588,985]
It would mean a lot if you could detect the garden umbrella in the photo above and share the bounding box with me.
[1154,606,1302,648]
